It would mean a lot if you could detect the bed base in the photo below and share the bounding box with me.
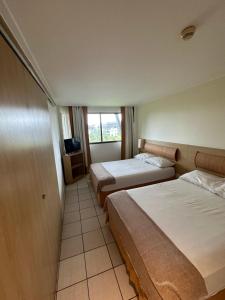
[110,221,148,300]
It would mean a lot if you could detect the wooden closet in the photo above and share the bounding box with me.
[0,34,61,299]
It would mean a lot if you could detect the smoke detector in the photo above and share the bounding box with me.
[180,25,196,40]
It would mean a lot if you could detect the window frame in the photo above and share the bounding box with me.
[88,112,122,144]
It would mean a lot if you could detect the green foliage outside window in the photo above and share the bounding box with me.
[88,113,121,143]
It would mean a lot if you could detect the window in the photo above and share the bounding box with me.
[88,113,121,143]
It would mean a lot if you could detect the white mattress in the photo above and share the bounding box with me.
[101,158,175,191]
[128,179,225,297]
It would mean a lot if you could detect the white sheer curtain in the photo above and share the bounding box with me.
[72,107,84,149]
[59,107,72,140]
[124,106,138,158]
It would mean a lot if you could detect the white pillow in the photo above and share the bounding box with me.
[134,153,155,161]
[145,156,175,168]
[216,183,225,199]
[180,170,225,199]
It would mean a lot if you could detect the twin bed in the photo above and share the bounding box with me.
[90,142,225,300]
[90,143,178,206]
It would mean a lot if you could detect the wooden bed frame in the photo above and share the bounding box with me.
[108,143,225,300]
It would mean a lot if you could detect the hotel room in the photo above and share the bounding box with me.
[1,1,225,300]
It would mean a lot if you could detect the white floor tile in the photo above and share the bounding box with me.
[107,242,123,267]
[60,235,83,260]
[64,202,80,213]
[79,199,94,210]
[64,211,80,224]
[79,192,92,201]
[62,222,82,239]
[85,246,112,277]
[81,217,100,233]
[114,264,136,300]
[80,207,97,220]
[98,214,107,227]
[88,269,122,300]
[57,280,89,300]
[102,225,115,244]
[83,229,105,252]
[57,254,86,290]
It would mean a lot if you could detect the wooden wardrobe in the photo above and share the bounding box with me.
[0,34,61,299]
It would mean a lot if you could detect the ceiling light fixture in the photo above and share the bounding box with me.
[180,25,196,40]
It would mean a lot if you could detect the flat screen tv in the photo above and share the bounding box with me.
[64,138,81,154]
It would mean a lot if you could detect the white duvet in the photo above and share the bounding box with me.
[128,179,225,297]
[101,158,175,191]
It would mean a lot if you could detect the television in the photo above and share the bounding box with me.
[64,138,81,154]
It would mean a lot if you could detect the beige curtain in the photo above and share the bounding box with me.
[121,107,125,159]
[72,106,91,171]
[124,106,138,159]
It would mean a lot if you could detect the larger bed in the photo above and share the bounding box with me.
[90,143,178,206]
[106,151,225,300]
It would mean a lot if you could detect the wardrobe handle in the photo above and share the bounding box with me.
[42,194,46,199]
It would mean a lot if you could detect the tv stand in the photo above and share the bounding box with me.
[63,151,85,184]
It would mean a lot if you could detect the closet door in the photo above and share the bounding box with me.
[0,35,61,300]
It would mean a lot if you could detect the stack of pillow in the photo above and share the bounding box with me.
[135,153,225,199]
[180,170,225,199]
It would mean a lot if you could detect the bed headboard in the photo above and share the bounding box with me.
[195,151,225,177]
[143,142,178,161]
[142,139,225,177]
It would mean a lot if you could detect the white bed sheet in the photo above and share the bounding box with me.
[128,179,225,297]
[101,158,175,191]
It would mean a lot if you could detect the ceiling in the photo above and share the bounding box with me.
[2,0,225,106]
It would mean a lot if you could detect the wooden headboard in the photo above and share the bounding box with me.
[195,151,225,177]
[143,142,178,161]
[143,140,225,177]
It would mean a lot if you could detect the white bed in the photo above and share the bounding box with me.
[101,158,175,191]
[128,176,225,297]
[90,142,178,206]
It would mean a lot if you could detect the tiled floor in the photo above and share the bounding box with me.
[56,175,137,300]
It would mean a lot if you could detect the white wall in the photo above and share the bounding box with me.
[48,103,65,207]
[88,107,121,162]
[90,142,121,163]
[138,76,225,149]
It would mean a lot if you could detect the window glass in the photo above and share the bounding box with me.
[101,114,121,142]
[88,114,101,143]
[88,113,121,143]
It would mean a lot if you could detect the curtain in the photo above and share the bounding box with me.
[121,107,126,159]
[72,106,91,171]
[121,106,138,159]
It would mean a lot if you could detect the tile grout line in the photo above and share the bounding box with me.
[57,266,119,293]
[72,183,90,300]
[58,178,130,299]
[56,183,79,298]
[57,181,110,296]
[95,204,125,300]
[63,205,100,227]
[79,182,96,300]
[79,184,91,300]
[60,231,117,262]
